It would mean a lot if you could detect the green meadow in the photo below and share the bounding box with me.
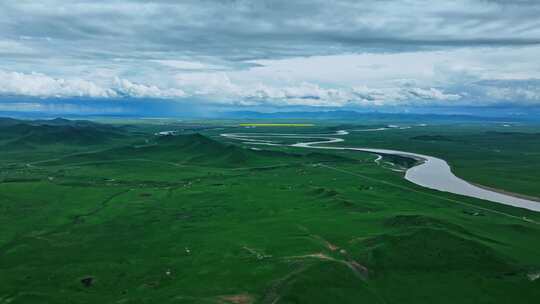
[1,118,539,304]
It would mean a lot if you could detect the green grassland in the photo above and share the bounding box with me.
[321,123,540,198]
[1,118,540,303]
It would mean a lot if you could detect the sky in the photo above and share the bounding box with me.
[1,0,540,116]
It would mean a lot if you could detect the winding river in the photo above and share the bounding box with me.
[221,130,540,212]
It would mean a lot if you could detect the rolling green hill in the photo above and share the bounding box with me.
[0,118,125,149]
[1,119,539,304]
[42,133,351,168]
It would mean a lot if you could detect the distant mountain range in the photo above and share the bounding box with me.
[2,107,539,122]
[218,110,534,122]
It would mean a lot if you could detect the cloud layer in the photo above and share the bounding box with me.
[1,0,540,111]
[0,71,186,99]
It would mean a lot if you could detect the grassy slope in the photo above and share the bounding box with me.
[0,121,539,303]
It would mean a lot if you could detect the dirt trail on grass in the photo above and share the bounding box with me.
[289,226,369,280]
[217,294,255,304]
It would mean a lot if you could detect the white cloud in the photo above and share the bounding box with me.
[0,70,186,99]
[352,87,401,105]
[4,44,540,108]
[405,87,461,101]
[0,70,116,98]
[175,73,241,97]
[173,71,462,106]
[113,78,186,98]
[173,73,346,106]
[246,47,540,89]
[351,86,461,106]
[242,83,350,106]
